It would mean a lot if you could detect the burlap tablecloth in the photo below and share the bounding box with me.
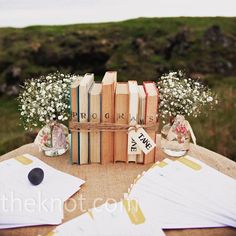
[0,136,236,236]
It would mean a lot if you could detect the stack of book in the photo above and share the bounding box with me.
[70,71,158,165]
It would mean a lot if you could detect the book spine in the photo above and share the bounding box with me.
[77,86,80,165]
[99,94,102,162]
[101,83,115,164]
[69,88,72,164]
[137,90,146,164]
[70,86,79,164]
[89,92,101,163]
[154,88,159,162]
[143,83,158,164]
[79,86,89,165]
[114,87,129,162]
[88,90,91,164]
[128,83,139,163]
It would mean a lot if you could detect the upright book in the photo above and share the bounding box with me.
[143,82,158,164]
[101,71,117,164]
[70,76,83,164]
[114,83,129,162]
[88,83,102,163]
[128,80,139,163]
[137,85,146,164]
[79,73,94,165]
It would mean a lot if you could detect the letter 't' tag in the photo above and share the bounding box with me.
[132,128,156,154]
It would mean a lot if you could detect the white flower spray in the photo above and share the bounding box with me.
[18,72,77,130]
[157,71,218,123]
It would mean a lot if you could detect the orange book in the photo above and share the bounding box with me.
[101,71,117,164]
[143,82,158,164]
[114,83,129,162]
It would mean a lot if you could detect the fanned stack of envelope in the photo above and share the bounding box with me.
[0,154,85,229]
[45,155,236,235]
[46,200,165,236]
[126,155,236,229]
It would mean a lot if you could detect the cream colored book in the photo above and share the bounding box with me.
[128,80,139,163]
[88,83,102,163]
[143,82,158,164]
[137,85,146,164]
[70,76,83,164]
[101,71,117,164]
[79,73,94,165]
[114,83,129,162]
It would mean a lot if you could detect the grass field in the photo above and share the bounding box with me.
[0,17,235,160]
[0,97,27,154]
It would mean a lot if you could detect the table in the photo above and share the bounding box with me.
[1,137,236,236]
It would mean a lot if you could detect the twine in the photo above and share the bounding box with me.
[69,121,159,133]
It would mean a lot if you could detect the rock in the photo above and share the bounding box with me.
[6,85,20,96]
[132,37,154,56]
[29,42,41,52]
[204,25,221,43]
[226,61,233,69]
[12,66,21,77]
[164,28,191,59]
[189,73,205,80]
[100,39,110,46]
[0,83,7,95]
[28,168,44,185]
[203,25,233,48]
[132,37,146,50]
[0,83,20,96]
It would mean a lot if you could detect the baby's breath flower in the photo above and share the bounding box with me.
[157,70,218,123]
[18,72,77,130]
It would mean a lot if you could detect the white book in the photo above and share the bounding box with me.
[137,85,146,164]
[128,81,139,163]
[88,83,102,163]
[79,73,94,164]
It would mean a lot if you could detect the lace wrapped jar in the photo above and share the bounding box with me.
[161,115,192,157]
[34,121,69,157]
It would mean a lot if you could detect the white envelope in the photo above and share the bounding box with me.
[160,156,236,223]
[128,157,236,228]
[0,154,85,229]
[91,201,165,236]
[51,212,99,236]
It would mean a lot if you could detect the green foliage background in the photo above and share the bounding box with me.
[0,17,235,160]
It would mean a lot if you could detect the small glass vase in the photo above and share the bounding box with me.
[35,122,69,157]
[161,117,191,157]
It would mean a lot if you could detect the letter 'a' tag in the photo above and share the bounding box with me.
[128,129,141,155]
[132,128,156,154]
